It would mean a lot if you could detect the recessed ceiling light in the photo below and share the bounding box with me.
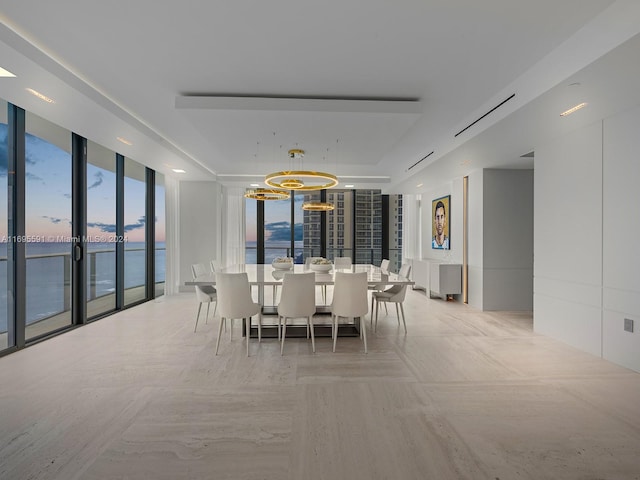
[116,136,133,146]
[416,183,423,188]
[172,168,186,173]
[560,102,587,116]
[25,88,54,103]
[0,67,16,77]
[344,184,354,188]
[250,183,260,187]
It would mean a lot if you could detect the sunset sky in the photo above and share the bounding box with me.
[0,124,165,243]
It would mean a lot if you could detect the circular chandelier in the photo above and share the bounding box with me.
[244,188,290,201]
[264,149,338,191]
[301,201,335,211]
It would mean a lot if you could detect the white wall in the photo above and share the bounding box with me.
[482,169,534,311]
[464,168,534,311]
[467,169,484,309]
[535,105,640,372]
[178,181,222,292]
[602,106,640,371]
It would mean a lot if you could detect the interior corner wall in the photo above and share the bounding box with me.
[467,169,484,310]
[535,104,640,372]
[177,181,221,292]
[482,169,534,311]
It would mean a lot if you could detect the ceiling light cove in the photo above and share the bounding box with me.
[172,168,186,173]
[0,66,16,77]
[25,88,54,103]
[117,136,133,146]
[560,102,588,116]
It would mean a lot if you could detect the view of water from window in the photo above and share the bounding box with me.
[0,132,168,336]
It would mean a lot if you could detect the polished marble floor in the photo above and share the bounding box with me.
[0,289,639,479]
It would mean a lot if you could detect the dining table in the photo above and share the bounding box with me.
[186,263,414,337]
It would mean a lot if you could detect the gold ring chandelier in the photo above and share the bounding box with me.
[244,188,290,200]
[301,201,335,211]
[264,149,339,191]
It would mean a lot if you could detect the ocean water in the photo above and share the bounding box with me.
[245,241,305,264]
[0,241,165,332]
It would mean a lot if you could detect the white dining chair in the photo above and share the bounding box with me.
[372,263,412,334]
[305,256,327,304]
[214,272,262,356]
[330,271,369,353]
[333,256,352,270]
[191,263,217,333]
[278,272,316,355]
[369,258,391,316]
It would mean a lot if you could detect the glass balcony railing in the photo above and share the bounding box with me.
[0,246,167,337]
[244,246,403,272]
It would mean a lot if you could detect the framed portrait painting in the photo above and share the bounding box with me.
[431,195,450,250]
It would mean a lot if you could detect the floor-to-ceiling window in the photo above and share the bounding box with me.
[302,191,322,260]
[355,189,382,265]
[0,99,8,350]
[245,188,398,266]
[155,173,165,296]
[123,157,146,306]
[0,102,165,357]
[86,140,117,318]
[24,112,73,340]
[292,193,304,262]
[245,197,257,263]
[388,194,403,272]
[326,189,354,261]
[264,195,293,263]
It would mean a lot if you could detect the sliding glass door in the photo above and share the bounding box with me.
[24,112,73,340]
[123,157,146,306]
[86,140,117,318]
[0,100,8,350]
[0,102,165,356]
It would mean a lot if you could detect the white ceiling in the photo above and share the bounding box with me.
[1,0,639,192]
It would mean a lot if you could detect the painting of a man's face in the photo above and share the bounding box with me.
[435,206,445,236]
[431,196,450,250]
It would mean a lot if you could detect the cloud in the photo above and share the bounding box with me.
[265,222,303,242]
[124,216,146,233]
[87,216,146,234]
[87,221,117,233]
[42,215,64,224]
[88,171,104,189]
[26,172,44,183]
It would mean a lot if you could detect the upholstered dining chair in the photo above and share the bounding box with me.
[330,271,369,353]
[277,272,316,355]
[368,258,391,317]
[214,272,262,356]
[372,263,412,334]
[191,263,217,333]
[333,256,352,270]
[305,256,327,304]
